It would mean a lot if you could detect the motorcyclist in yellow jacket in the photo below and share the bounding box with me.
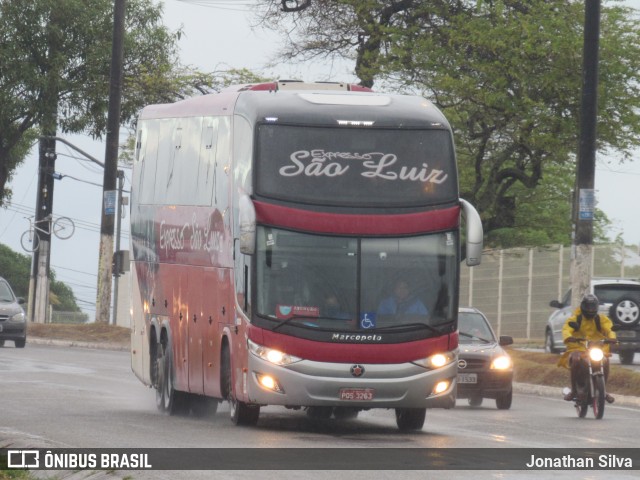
[558,294,617,403]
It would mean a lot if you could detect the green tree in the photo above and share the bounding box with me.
[0,0,188,205]
[255,0,640,247]
[0,243,81,311]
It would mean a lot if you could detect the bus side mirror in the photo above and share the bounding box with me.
[239,195,256,255]
[460,199,483,267]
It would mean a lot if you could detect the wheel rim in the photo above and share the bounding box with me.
[53,217,75,239]
[545,332,552,352]
[615,300,639,325]
[155,350,166,410]
[593,377,605,419]
[229,394,238,420]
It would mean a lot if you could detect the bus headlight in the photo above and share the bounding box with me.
[490,355,512,370]
[412,351,456,369]
[248,339,302,366]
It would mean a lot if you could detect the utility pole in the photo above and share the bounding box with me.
[112,169,125,326]
[571,0,601,308]
[28,6,62,324]
[28,137,56,323]
[96,0,126,323]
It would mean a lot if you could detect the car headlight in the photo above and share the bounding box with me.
[10,311,25,323]
[248,339,302,366]
[412,351,456,369]
[490,355,512,370]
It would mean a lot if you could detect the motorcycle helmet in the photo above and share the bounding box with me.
[580,294,599,318]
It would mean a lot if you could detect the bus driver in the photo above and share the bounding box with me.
[377,278,428,316]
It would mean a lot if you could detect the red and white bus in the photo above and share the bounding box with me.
[129,81,483,431]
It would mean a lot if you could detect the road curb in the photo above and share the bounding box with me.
[513,381,640,407]
[26,337,129,352]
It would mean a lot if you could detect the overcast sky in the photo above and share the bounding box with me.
[0,0,638,318]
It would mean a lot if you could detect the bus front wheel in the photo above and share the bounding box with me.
[395,408,426,432]
[222,345,260,426]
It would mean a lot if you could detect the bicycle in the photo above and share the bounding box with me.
[20,214,75,252]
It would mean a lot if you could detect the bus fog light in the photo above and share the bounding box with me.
[432,380,450,395]
[256,373,285,394]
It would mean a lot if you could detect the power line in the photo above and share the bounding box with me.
[51,265,98,277]
[175,0,255,12]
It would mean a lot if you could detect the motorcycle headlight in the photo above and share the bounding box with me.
[490,355,512,370]
[589,348,604,362]
[412,351,456,369]
[248,339,302,366]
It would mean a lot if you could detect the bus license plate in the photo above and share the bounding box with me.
[339,388,375,401]
[457,373,477,384]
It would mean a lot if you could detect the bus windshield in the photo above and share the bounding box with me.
[255,226,458,333]
[255,125,457,207]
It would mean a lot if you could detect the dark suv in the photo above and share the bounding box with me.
[546,279,640,364]
[0,277,26,348]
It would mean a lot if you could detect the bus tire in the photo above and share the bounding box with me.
[160,335,187,416]
[222,344,260,426]
[306,406,333,420]
[155,339,167,411]
[333,407,359,420]
[395,407,426,431]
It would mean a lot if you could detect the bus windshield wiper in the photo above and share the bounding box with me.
[370,322,440,334]
[271,315,353,332]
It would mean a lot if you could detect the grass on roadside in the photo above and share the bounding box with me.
[509,348,640,397]
[0,471,31,480]
[27,322,130,345]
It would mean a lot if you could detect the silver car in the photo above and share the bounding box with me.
[545,279,640,363]
[0,277,26,348]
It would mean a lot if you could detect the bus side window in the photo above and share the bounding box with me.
[198,117,218,206]
[140,120,160,205]
[154,119,174,205]
[216,117,231,213]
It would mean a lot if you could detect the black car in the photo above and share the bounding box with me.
[456,307,513,409]
[0,276,26,348]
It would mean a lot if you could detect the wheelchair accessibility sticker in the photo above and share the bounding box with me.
[360,312,376,329]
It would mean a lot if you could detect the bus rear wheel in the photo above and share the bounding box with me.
[156,336,186,415]
[222,345,260,426]
[395,408,426,431]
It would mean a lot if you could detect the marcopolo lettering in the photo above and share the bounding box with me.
[331,333,383,342]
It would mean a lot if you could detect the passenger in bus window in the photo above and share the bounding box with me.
[322,292,351,320]
[377,278,428,316]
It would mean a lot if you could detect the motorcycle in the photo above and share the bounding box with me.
[563,324,618,420]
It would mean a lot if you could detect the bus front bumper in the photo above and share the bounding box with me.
[244,354,457,409]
